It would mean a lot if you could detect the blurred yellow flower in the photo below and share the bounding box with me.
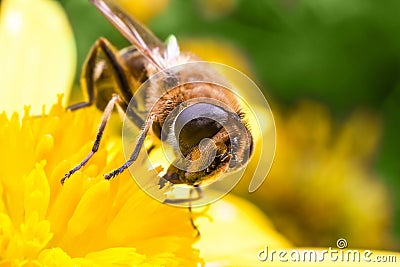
[114,0,169,23]
[0,98,201,266]
[193,192,400,267]
[180,38,253,77]
[235,101,394,249]
[195,193,291,266]
[0,0,76,115]
[194,0,238,20]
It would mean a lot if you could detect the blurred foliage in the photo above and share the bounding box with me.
[58,0,400,247]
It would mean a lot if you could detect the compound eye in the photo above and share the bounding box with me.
[174,103,229,154]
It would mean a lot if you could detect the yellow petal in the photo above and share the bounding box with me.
[46,172,94,239]
[19,212,53,259]
[23,161,50,221]
[34,134,54,162]
[67,181,110,236]
[0,0,76,115]
[85,247,145,267]
[37,248,75,267]
[194,193,291,266]
[0,213,14,259]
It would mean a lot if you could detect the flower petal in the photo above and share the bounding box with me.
[24,161,50,221]
[0,0,76,115]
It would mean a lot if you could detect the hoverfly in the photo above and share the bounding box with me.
[62,0,254,210]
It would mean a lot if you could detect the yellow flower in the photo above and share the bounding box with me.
[194,193,291,266]
[193,0,238,20]
[194,193,400,266]
[0,98,201,266]
[114,0,169,23]
[235,101,394,249]
[0,0,76,115]
[180,38,253,77]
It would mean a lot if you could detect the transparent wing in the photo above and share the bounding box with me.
[91,0,166,70]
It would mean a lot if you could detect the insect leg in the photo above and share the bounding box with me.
[163,185,204,204]
[103,114,155,180]
[163,186,203,236]
[67,38,143,128]
[189,186,201,237]
[67,39,103,111]
[61,94,122,184]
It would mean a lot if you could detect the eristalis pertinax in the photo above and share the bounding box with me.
[62,0,257,219]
